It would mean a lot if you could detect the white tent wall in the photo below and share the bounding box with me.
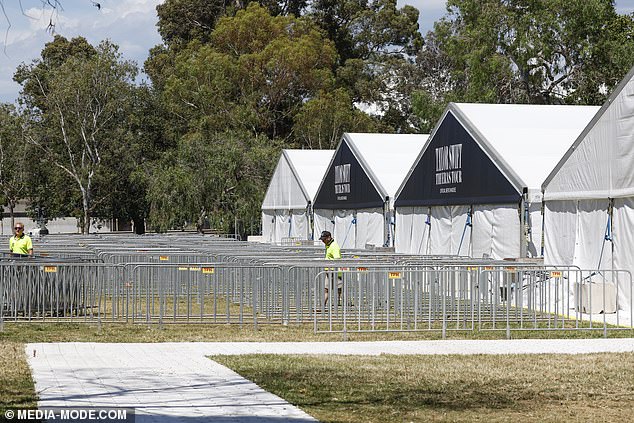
[543,200,578,265]
[544,72,634,200]
[574,199,612,270]
[429,205,471,256]
[314,209,334,238]
[394,207,411,254]
[395,207,431,254]
[261,211,275,243]
[273,210,290,242]
[261,149,335,243]
[396,203,525,258]
[471,204,520,259]
[613,197,634,312]
[334,210,356,249]
[315,207,383,249]
[355,208,384,248]
[542,67,634,313]
[289,210,309,240]
[544,199,628,312]
[261,209,310,244]
[261,153,308,212]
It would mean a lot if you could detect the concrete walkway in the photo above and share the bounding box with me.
[27,339,634,422]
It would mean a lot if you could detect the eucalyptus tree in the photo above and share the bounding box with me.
[309,0,423,131]
[148,4,333,233]
[146,129,279,234]
[18,40,137,234]
[418,0,634,105]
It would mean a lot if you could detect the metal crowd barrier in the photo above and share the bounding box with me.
[0,262,122,324]
[1,234,632,338]
[311,266,633,338]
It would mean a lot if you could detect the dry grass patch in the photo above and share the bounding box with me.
[1,322,633,343]
[214,352,634,423]
[0,342,37,413]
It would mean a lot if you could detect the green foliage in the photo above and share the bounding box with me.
[309,0,423,131]
[14,35,97,111]
[293,88,380,149]
[18,40,137,233]
[163,3,338,139]
[422,0,633,105]
[146,130,279,234]
[156,0,229,48]
[0,104,30,219]
[411,0,634,129]
[410,90,446,134]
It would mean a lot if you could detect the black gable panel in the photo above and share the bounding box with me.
[313,141,384,209]
[395,112,521,207]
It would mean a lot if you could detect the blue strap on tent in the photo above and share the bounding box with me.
[416,212,431,254]
[288,213,293,238]
[456,209,472,255]
[597,200,613,270]
[341,217,356,247]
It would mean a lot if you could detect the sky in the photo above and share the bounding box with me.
[0,0,633,103]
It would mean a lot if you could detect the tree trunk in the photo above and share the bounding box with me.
[81,191,90,234]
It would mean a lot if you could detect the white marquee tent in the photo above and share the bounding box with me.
[543,66,634,312]
[312,133,427,249]
[394,103,599,259]
[261,149,334,243]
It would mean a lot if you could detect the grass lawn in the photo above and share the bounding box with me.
[214,352,634,423]
[0,342,37,414]
[1,322,633,421]
[1,321,633,343]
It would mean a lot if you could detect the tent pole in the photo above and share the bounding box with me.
[384,196,391,247]
[307,201,314,241]
[520,190,528,258]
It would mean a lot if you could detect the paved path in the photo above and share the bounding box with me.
[27,339,634,422]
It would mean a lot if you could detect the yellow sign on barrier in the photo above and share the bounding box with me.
[505,267,517,272]
[159,256,169,261]
[484,266,494,270]
[202,267,215,274]
[189,267,201,272]
[44,266,57,273]
[467,266,478,271]
[178,267,188,271]
[388,272,402,279]
[550,271,562,278]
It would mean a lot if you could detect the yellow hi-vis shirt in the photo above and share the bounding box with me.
[10,234,33,255]
[325,240,341,260]
[325,239,342,278]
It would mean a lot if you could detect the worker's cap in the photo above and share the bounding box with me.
[319,231,331,240]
